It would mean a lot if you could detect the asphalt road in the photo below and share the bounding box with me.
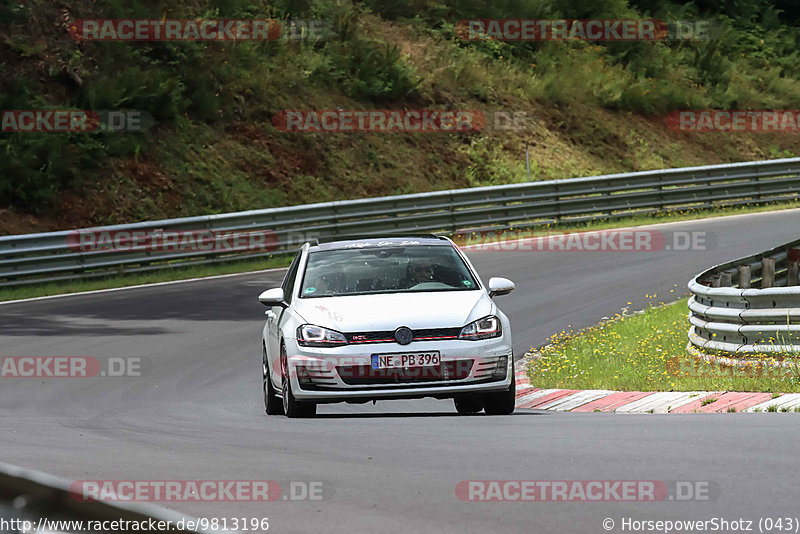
[2,209,800,534]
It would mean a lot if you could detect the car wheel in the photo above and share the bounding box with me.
[483,360,516,415]
[454,395,484,415]
[263,345,284,415]
[280,344,316,418]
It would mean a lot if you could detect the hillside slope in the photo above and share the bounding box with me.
[2,0,800,234]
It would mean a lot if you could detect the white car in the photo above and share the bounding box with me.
[259,235,516,418]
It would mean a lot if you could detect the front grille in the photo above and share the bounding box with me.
[336,360,474,385]
[345,327,461,345]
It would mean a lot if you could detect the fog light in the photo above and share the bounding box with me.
[296,365,312,388]
[493,356,508,379]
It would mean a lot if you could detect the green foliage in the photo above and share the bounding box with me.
[0,131,106,211]
[327,39,421,99]
[3,0,800,218]
[0,0,36,22]
[310,1,421,99]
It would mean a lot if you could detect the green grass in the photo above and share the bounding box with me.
[528,298,800,393]
[0,255,293,302]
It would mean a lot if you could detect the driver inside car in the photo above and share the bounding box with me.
[317,271,347,294]
[404,259,436,287]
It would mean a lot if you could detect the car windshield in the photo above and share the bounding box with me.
[299,244,479,298]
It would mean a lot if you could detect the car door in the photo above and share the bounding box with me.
[267,251,301,378]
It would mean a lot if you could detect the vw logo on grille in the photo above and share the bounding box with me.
[394,327,413,345]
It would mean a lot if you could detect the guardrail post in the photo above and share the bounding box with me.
[331,204,341,239]
[755,171,762,202]
[720,272,732,287]
[554,183,562,223]
[762,257,775,288]
[449,192,457,234]
[788,248,800,287]
[738,265,751,288]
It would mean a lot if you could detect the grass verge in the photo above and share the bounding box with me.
[527,298,800,393]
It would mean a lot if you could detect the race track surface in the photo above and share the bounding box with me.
[2,210,799,533]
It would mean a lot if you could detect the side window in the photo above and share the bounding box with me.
[282,252,302,304]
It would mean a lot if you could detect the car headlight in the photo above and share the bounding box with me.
[459,315,502,340]
[297,324,348,347]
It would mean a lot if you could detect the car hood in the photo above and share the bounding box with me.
[293,290,493,332]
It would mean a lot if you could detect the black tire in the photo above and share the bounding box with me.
[263,345,284,415]
[454,395,484,415]
[280,345,316,418]
[483,361,516,415]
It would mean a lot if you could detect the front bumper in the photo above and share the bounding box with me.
[284,337,513,402]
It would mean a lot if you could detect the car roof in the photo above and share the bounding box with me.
[309,235,450,251]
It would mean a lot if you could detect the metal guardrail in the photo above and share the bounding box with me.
[688,238,800,353]
[0,461,221,533]
[3,157,800,287]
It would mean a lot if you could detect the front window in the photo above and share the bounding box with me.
[299,245,479,298]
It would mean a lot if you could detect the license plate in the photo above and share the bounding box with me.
[371,352,441,369]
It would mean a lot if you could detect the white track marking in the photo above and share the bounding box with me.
[0,267,287,305]
[538,390,614,411]
[744,393,800,413]
[515,389,562,408]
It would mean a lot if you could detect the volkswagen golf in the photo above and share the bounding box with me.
[259,235,516,417]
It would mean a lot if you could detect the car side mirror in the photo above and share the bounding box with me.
[488,277,515,298]
[258,288,286,307]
